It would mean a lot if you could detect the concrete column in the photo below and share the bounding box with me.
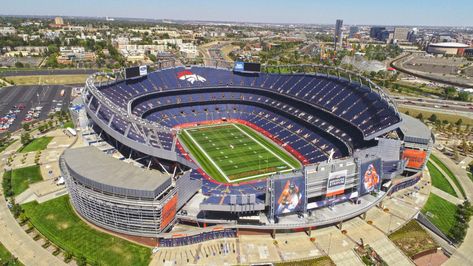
[337,221,343,230]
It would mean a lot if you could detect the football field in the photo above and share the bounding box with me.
[178,123,301,183]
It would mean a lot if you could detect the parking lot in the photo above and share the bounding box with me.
[0,85,74,135]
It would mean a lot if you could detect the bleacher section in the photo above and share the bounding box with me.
[98,67,401,140]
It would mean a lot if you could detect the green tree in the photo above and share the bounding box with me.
[443,86,456,100]
[20,132,31,145]
[428,114,438,123]
[416,113,424,121]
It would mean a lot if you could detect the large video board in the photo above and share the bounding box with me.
[125,65,148,79]
[402,149,427,169]
[358,158,382,195]
[234,61,261,73]
[273,175,305,216]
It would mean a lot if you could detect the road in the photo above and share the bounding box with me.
[0,69,98,77]
[392,95,473,115]
[198,41,233,68]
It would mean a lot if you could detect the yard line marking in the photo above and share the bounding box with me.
[231,124,295,170]
[183,128,231,183]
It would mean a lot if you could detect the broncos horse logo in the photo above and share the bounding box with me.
[177,70,206,84]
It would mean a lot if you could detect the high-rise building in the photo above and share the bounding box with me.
[393,27,409,42]
[54,17,64,25]
[349,26,359,38]
[370,26,386,40]
[334,19,343,50]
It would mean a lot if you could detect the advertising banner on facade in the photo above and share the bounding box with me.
[326,170,347,197]
[160,195,178,230]
[359,158,382,195]
[273,175,305,216]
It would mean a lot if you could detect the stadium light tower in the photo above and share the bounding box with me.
[334,19,343,51]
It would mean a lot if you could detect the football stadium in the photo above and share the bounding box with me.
[61,60,433,246]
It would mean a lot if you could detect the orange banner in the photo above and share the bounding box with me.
[160,195,178,230]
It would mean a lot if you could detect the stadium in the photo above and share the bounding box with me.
[60,61,433,246]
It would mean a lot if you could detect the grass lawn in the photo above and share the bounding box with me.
[421,193,458,236]
[22,196,151,266]
[11,165,43,195]
[5,74,89,85]
[389,220,438,258]
[274,256,335,266]
[0,241,23,266]
[178,123,300,183]
[430,154,466,198]
[427,161,457,197]
[18,136,53,153]
[62,121,74,128]
[468,172,473,182]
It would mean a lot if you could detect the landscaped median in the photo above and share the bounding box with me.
[427,161,457,197]
[389,220,438,258]
[21,196,151,266]
[421,193,473,243]
[2,166,43,197]
[430,154,466,199]
[18,136,53,153]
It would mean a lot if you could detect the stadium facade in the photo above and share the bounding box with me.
[61,61,433,244]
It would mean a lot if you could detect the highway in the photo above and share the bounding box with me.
[0,69,98,77]
[392,95,473,114]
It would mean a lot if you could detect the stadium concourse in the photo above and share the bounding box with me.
[60,61,433,248]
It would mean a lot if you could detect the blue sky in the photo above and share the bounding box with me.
[2,0,472,26]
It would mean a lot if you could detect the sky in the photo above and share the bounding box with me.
[1,0,472,27]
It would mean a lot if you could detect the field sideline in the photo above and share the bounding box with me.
[178,123,301,183]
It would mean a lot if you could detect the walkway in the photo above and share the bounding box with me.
[430,187,463,205]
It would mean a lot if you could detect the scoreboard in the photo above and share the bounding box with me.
[234,61,261,73]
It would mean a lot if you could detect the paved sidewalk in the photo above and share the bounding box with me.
[1,136,67,266]
[430,187,463,205]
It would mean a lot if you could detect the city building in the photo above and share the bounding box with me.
[334,19,343,50]
[370,26,386,39]
[0,27,17,36]
[349,26,359,38]
[54,17,64,25]
[393,27,409,42]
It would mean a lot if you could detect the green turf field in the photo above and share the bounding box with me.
[178,123,301,183]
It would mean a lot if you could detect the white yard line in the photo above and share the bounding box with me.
[229,169,293,183]
[183,129,232,183]
[231,123,296,170]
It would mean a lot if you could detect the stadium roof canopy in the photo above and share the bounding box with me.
[63,146,171,199]
[428,42,469,48]
[399,114,431,144]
